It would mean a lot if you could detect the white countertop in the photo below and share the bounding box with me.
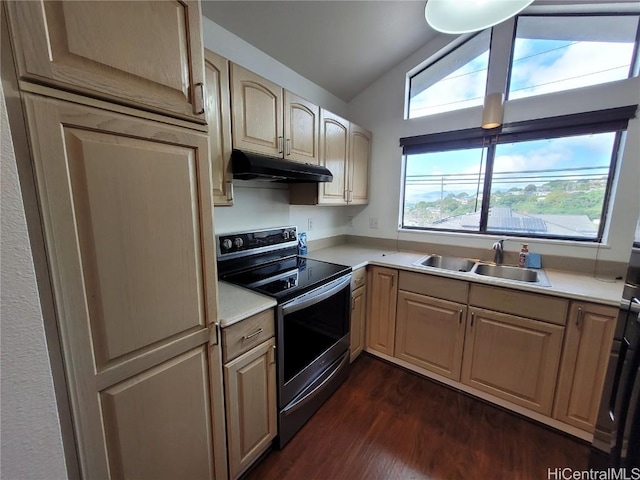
[217,281,276,328]
[305,244,625,307]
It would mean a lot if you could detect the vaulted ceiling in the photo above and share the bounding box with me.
[201,1,440,101]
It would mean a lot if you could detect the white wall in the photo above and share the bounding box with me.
[0,86,68,480]
[347,29,640,264]
[203,17,351,238]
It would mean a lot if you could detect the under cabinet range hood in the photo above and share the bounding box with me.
[231,149,333,183]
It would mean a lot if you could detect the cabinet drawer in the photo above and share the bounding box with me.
[399,271,468,304]
[352,268,367,289]
[468,284,568,326]
[222,309,275,363]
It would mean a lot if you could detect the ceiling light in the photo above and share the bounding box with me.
[425,0,534,34]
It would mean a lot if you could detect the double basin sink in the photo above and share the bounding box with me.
[413,255,551,287]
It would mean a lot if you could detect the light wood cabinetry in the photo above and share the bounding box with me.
[230,63,319,165]
[461,307,564,415]
[553,302,617,432]
[224,337,277,480]
[21,94,222,479]
[204,49,233,206]
[350,285,367,362]
[6,0,206,123]
[366,267,398,356]
[289,111,371,206]
[284,90,319,164]
[230,63,283,157]
[348,123,371,204]
[396,291,466,381]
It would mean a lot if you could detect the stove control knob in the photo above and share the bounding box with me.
[289,230,296,240]
[222,239,232,250]
[283,231,289,240]
[233,237,244,248]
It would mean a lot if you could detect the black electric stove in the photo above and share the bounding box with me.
[217,226,351,302]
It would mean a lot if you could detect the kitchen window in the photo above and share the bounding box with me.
[400,108,635,241]
[508,15,640,101]
[408,29,491,119]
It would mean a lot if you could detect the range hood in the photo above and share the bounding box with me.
[231,150,333,183]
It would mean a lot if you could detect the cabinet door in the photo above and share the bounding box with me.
[101,347,215,480]
[348,123,371,205]
[366,267,398,356]
[461,308,564,415]
[396,291,466,381]
[284,90,319,165]
[317,109,349,205]
[6,1,206,122]
[350,285,367,362]
[204,50,233,206]
[553,302,617,432]
[230,63,283,157]
[224,338,277,480]
[22,94,218,478]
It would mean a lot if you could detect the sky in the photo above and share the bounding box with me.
[405,16,637,206]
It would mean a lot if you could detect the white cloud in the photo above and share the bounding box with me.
[510,41,634,99]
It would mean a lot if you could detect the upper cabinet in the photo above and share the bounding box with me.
[284,91,319,164]
[289,109,371,206]
[230,64,319,164]
[230,63,283,157]
[204,49,234,206]
[5,0,207,123]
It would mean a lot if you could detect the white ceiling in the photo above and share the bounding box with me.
[201,1,439,101]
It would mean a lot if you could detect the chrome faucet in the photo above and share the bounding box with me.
[492,239,504,265]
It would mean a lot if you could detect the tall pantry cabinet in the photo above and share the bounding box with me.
[4,2,227,479]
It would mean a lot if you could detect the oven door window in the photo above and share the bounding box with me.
[282,283,350,384]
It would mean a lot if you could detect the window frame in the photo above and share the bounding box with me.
[399,107,636,242]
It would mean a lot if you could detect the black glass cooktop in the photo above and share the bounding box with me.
[222,256,351,302]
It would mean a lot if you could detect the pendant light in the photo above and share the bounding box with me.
[481,93,504,129]
[425,0,534,34]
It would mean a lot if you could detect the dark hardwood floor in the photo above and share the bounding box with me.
[247,354,590,480]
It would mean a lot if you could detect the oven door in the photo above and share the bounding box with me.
[277,274,351,409]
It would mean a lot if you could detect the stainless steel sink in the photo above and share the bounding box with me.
[413,255,476,272]
[471,263,551,286]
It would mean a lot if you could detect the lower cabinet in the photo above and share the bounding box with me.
[553,301,617,432]
[395,291,466,381]
[350,285,367,361]
[460,307,564,415]
[366,267,398,356]
[223,322,277,480]
[102,347,216,480]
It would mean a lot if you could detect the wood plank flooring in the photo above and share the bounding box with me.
[247,354,590,480]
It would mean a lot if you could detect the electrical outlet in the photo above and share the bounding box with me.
[307,218,313,231]
[347,216,354,228]
[369,217,380,229]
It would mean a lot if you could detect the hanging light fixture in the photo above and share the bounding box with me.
[425,0,534,34]
[481,93,504,129]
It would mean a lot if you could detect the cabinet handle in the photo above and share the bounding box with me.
[391,275,395,287]
[226,181,234,202]
[344,190,349,201]
[278,136,284,154]
[576,307,583,327]
[459,309,463,324]
[286,138,291,156]
[270,344,276,364]
[470,311,475,327]
[193,82,205,115]
[242,328,263,340]
[347,190,353,203]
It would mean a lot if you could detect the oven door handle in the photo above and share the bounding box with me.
[282,352,349,416]
[280,274,351,316]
